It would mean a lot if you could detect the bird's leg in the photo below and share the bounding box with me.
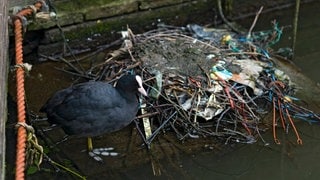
[87,137,119,162]
[87,137,93,151]
[87,137,103,162]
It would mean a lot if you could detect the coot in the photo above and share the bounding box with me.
[40,75,147,160]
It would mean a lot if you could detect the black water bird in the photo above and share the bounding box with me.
[40,75,147,160]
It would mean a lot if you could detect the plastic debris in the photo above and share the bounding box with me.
[57,23,320,145]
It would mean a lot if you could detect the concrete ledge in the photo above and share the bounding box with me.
[8,0,312,59]
[36,0,216,57]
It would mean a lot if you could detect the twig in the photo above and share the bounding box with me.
[247,6,264,40]
[292,0,301,60]
[217,0,242,33]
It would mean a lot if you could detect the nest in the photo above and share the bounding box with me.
[62,23,320,146]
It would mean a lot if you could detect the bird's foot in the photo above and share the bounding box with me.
[88,147,119,162]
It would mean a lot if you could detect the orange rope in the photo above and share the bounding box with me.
[14,18,27,180]
[13,2,43,180]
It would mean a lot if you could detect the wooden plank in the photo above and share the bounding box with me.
[0,0,9,179]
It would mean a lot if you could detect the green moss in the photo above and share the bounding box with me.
[58,0,215,41]
[54,0,130,13]
[27,0,214,42]
[63,21,113,40]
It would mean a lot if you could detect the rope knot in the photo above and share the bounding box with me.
[15,122,44,169]
[14,63,33,73]
[15,122,35,134]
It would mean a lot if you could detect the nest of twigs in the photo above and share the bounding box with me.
[61,24,320,146]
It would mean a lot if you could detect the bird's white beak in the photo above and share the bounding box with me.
[138,87,148,96]
[136,75,148,96]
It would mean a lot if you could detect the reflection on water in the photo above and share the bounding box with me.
[180,122,320,180]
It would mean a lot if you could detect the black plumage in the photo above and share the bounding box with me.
[40,75,147,138]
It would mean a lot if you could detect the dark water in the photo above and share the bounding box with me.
[7,1,320,180]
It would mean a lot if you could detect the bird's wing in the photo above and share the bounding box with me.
[43,81,123,123]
